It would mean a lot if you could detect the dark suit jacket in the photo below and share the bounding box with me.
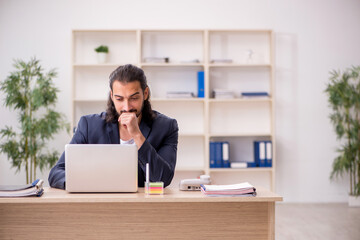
[48,111,178,189]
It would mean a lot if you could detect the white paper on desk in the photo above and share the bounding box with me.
[202,182,254,191]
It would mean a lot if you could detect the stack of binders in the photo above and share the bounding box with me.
[209,141,230,168]
[0,179,44,197]
[200,182,256,197]
[254,141,272,167]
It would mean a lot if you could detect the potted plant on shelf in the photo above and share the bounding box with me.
[325,66,360,207]
[94,45,109,64]
[0,57,69,184]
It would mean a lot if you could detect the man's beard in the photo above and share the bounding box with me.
[115,103,143,119]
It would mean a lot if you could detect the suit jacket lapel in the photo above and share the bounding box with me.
[140,120,151,139]
[106,122,120,144]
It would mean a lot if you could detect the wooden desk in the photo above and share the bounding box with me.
[0,187,282,240]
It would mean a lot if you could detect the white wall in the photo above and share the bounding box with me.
[0,0,359,202]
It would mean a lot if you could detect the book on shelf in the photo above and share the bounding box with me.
[266,141,273,167]
[180,59,200,63]
[213,89,235,99]
[254,141,272,167]
[143,57,169,63]
[231,162,265,168]
[197,71,204,98]
[166,91,195,98]
[0,179,44,197]
[210,59,233,64]
[241,92,269,98]
[200,182,256,197]
[230,162,248,169]
[209,141,230,168]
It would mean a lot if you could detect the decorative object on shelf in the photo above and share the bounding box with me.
[94,45,109,64]
[246,49,254,63]
[325,66,360,206]
[0,57,70,184]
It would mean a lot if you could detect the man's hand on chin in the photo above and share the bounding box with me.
[118,112,145,149]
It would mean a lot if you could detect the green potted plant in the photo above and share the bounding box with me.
[94,45,109,64]
[0,57,69,184]
[325,66,360,206]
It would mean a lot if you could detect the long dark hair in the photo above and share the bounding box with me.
[105,64,155,123]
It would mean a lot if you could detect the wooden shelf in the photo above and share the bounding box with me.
[209,64,271,68]
[74,99,107,103]
[72,29,275,191]
[141,63,204,67]
[209,133,272,137]
[175,167,205,172]
[151,98,205,102]
[179,133,204,137]
[209,168,273,173]
[73,63,136,67]
[208,98,272,103]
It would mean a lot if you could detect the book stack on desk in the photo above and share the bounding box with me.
[200,182,256,197]
[0,179,44,197]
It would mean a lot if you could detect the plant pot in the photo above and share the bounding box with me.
[349,195,360,207]
[97,52,108,64]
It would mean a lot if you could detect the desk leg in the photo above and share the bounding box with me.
[268,202,275,240]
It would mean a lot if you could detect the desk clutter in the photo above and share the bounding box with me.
[145,163,164,195]
[179,175,211,191]
[200,182,256,197]
[145,182,164,195]
[0,179,44,197]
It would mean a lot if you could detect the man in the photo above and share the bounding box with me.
[48,64,179,189]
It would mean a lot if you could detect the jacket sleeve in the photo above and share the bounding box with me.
[48,117,88,189]
[138,119,178,187]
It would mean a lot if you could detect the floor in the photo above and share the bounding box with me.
[275,203,360,240]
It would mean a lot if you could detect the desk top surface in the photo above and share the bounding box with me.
[0,187,282,203]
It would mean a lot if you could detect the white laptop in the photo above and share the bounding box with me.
[65,144,138,193]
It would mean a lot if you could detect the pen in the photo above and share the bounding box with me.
[146,163,149,184]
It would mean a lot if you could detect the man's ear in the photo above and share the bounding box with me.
[144,87,149,100]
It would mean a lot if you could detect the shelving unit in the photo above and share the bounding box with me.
[72,29,275,190]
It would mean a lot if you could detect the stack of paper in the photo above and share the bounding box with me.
[213,89,235,99]
[0,179,44,197]
[210,59,233,64]
[200,182,256,197]
[143,57,169,63]
[166,91,195,98]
